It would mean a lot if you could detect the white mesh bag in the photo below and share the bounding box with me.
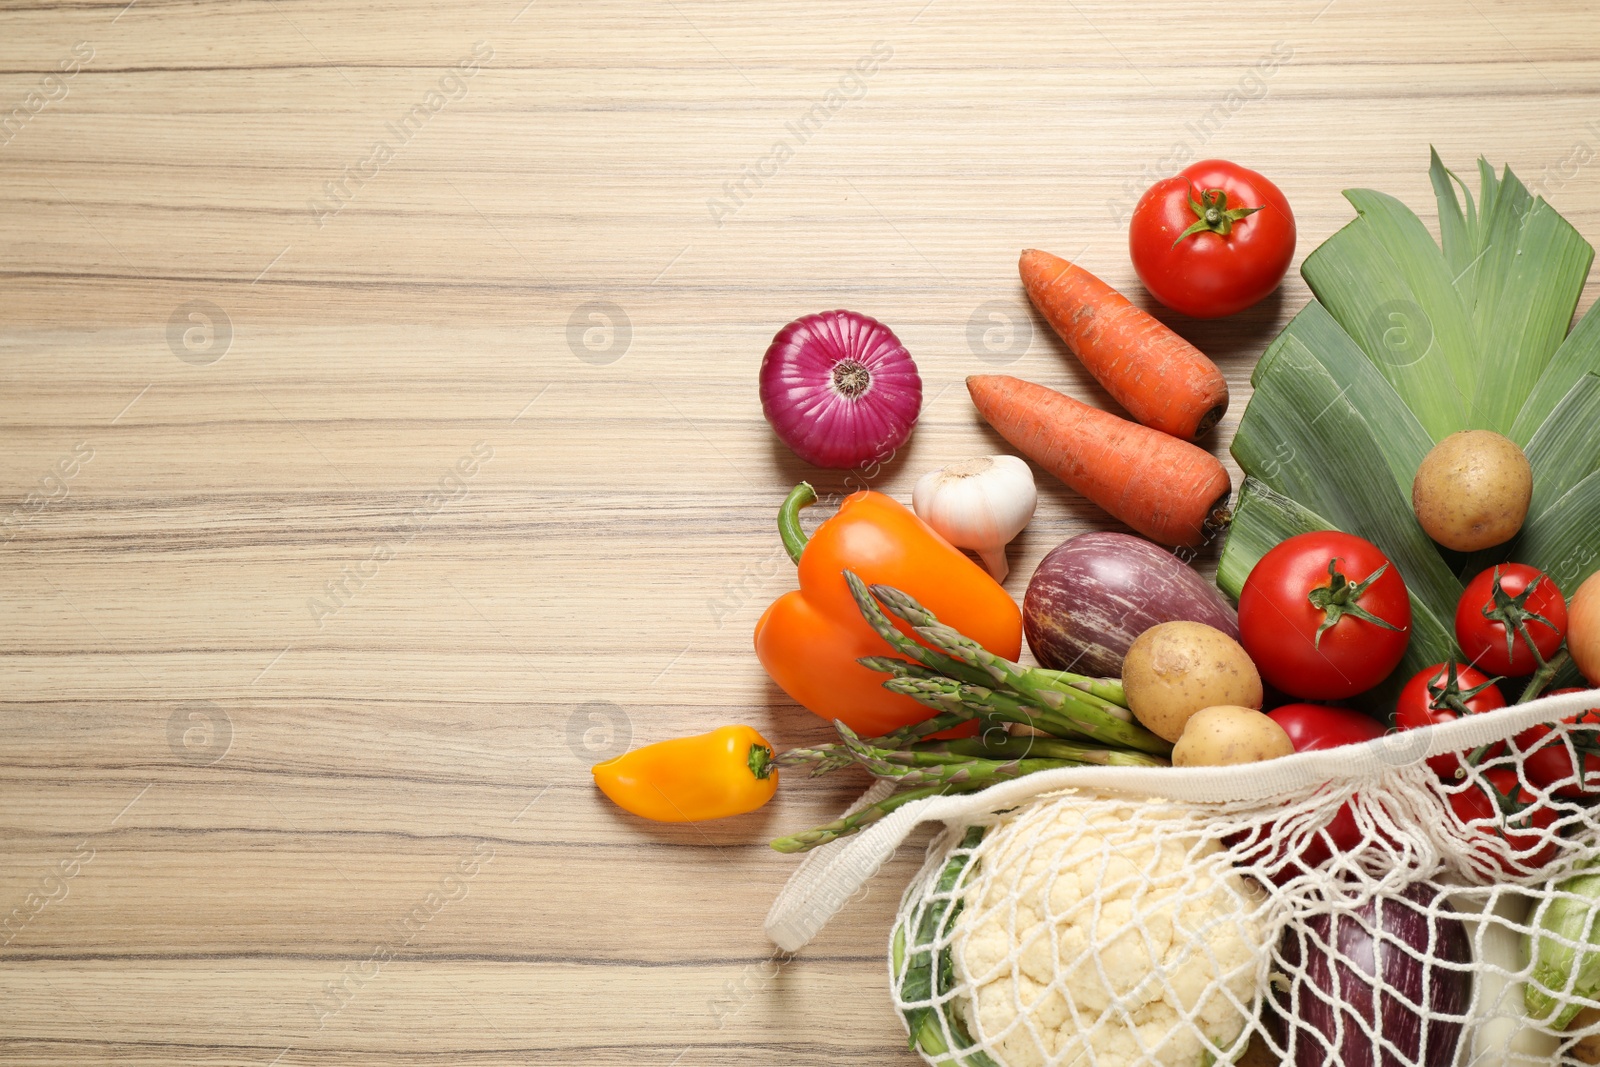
[765,688,1600,1066]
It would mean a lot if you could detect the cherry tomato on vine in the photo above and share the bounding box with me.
[1456,564,1568,677]
[1446,767,1558,878]
[1393,661,1506,780]
[1513,688,1600,798]
[1238,531,1412,700]
[1267,704,1387,869]
[1129,159,1296,318]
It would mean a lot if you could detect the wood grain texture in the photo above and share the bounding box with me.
[2,0,1598,1062]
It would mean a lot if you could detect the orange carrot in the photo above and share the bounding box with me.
[1019,248,1228,440]
[968,374,1231,548]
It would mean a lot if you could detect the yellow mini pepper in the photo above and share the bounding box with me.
[591,725,778,822]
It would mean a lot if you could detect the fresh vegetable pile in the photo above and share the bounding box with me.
[769,574,1169,854]
[1218,150,1600,704]
[590,153,1600,1067]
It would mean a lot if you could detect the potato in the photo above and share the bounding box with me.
[1173,705,1295,767]
[1122,621,1263,743]
[1412,430,1531,552]
[1570,571,1600,686]
[1233,1034,1281,1067]
[1570,1008,1600,1065]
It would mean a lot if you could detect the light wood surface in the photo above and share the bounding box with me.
[3,1,1599,1062]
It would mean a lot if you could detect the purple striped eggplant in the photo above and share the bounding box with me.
[1022,531,1238,676]
[1272,883,1472,1067]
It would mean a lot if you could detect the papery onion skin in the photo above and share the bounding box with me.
[759,310,922,469]
[1273,883,1471,1067]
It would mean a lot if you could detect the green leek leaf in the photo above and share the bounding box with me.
[1428,148,1473,284]
[1300,206,1471,439]
[1256,300,1435,505]
[1522,373,1600,523]
[1512,298,1600,445]
[1463,205,1591,432]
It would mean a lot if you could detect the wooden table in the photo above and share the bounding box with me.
[2,1,1597,1062]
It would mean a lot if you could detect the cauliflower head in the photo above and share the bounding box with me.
[952,794,1267,1067]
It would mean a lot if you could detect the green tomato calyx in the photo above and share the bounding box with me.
[1429,659,1504,718]
[1307,557,1407,647]
[1173,185,1263,246]
[1481,566,1559,668]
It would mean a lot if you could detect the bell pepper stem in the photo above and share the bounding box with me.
[747,741,775,780]
[778,482,818,564]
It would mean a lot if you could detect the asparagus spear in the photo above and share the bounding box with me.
[774,745,854,776]
[869,582,1105,709]
[769,780,988,853]
[835,724,1080,787]
[776,708,972,776]
[856,580,1131,712]
[857,655,948,682]
[844,571,995,688]
[885,675,1171,756]
[855,754,1075,788]
[1029,668,1128,709]
[908,736,1169,768]
[882,676,1090,744]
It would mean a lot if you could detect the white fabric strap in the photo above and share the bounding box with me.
[763,687,1598,951]
[763,778,895,953]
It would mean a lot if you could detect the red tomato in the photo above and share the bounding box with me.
[1513,688,1600,798]
[1129,159,1296,318]
[1447,768,1558,877]
[1267,704,1387,869]
[1394,662,1507,779]
[1269,703,1387,751]
[1456,564,1569,677]
[1238,532,1412,700]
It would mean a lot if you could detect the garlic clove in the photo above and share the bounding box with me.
[912,455,1037,582]
[977,546,1011,583]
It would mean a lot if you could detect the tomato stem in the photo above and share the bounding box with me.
[1517,648,1572,704]
[1306,557,1406,647]
[1172,185,1264,246]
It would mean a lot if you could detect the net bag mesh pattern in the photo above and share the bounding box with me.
[764,689,1600,1067]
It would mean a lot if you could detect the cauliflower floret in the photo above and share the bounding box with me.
[953,795,1267,1067]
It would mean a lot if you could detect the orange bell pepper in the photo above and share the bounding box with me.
[754,483,1022,736]
[592,725,777,822]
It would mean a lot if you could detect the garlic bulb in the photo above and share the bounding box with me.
[912,455,1037,581]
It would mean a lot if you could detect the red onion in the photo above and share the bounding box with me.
[759,310,922,469]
